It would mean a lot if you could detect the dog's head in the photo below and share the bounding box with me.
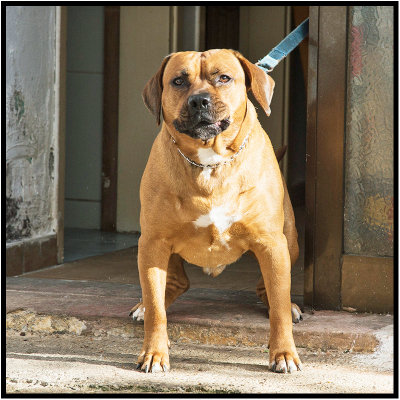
[142,49,275,143]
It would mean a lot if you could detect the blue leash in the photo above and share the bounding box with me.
[256,18,309,73]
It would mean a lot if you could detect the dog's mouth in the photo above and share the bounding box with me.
[195,118,231,132]
[173,117,231,141]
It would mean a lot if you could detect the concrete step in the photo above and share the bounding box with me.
[6,333,394,394]
[6,277,393,353]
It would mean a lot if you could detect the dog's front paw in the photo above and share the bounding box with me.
[269,341,302,373]
[270,352,302,373]
[129,302,145,321]
[137,341,170,373]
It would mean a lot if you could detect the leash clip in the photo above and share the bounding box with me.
[255,61,274,73]
[256,17,309,74]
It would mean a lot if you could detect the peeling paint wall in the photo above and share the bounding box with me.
[6,6,58,243]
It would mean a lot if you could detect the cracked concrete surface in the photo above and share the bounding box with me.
[6,309,87,335]
[6,331,394,394]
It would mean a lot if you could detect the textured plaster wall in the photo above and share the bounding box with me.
[6,6,58,243]
[344,6,393,257]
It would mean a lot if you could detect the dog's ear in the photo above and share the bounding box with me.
[142,54,172,125]
[231,51,275,117]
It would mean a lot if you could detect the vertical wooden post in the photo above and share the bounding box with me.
[305,6,348,309]
[101,6,120,231]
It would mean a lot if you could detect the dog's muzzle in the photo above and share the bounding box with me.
[173,93,230,141]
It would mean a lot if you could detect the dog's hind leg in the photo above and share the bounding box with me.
[255,172,302,323]
[281,173,299,266]
[130,253,189,321]
[274,146,300,265]
[164,253,190,309]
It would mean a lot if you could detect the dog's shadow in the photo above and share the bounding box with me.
[170,353,270,374]
[10,351,269,374]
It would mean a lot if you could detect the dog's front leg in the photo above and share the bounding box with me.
[252,233,302,373]
[136,236,171,373]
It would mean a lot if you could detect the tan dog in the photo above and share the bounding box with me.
[132,49,302,374]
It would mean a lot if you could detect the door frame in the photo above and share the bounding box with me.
[57,5,120,265]
[101,5,120,231]
[304,6,348,310]
[57,6,67,263]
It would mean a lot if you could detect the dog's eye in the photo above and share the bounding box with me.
[219,75,231,83]
[172,77,184,86]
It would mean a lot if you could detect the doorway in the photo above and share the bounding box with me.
[26,5,308,307]
[63,6,138,262]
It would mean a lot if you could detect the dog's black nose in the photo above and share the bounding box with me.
[188,93,211,111]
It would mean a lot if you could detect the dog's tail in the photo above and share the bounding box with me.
[274,145,288,163]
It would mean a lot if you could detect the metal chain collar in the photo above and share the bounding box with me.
[170,132,250,169]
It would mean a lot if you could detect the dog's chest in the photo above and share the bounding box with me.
[175,195,247,268]
[193,205,241,236]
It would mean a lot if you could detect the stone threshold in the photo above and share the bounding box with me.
[6,277,393,353]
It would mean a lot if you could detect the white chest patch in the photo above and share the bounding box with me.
[200,167,212,180]
[193,206,241,234]
[197,147,224,166]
